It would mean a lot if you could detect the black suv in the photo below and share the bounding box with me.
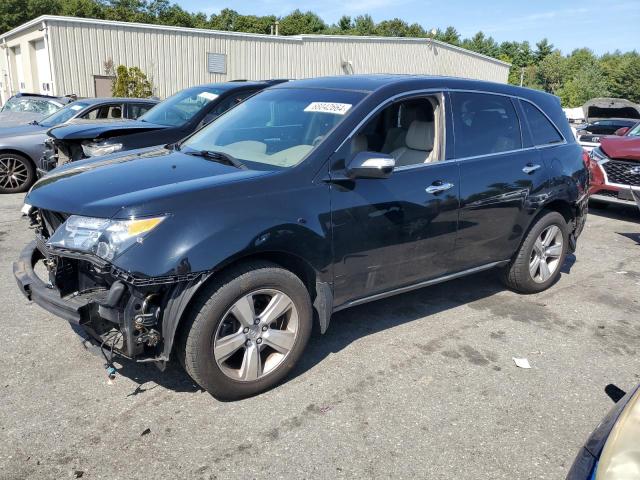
[40,80,285,171]
[14,75,588,400]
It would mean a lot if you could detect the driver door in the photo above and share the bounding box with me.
[329,94,460,306]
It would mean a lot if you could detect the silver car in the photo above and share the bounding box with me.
[0,97,157,193]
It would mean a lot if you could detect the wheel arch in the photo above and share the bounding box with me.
[0,148,36,165]
[161,250,332,361]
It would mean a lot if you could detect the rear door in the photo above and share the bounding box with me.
[451,91,548,270]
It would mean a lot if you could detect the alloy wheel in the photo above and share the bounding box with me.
[529,224,563,283]
[0,156,30,190]
[213,289,299,382]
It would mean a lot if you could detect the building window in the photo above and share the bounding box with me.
[207,53,226,74]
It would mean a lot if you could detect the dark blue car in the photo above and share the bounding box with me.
[14,75,588,400]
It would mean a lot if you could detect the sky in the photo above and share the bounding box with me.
[178,0,640,55]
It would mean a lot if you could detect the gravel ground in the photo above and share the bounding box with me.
[0,192,638,480]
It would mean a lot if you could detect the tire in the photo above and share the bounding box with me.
[178,261,312,400]
[0,152,35,194]
[501,211,568,294]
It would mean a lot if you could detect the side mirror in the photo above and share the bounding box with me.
[614,127,629,136]
[346,151,395,179]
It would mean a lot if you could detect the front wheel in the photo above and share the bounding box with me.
[0,153,35,194]
[178,261,312,400]
[502,211,568,294]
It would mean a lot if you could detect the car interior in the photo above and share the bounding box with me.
[350,96,443,167]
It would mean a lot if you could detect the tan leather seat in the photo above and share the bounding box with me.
[390,120,434,167]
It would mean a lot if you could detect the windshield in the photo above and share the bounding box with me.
[627,123,640,137]
[39,102,89,127]
[1,97,62,115]
[139,87,224,127]
[182,88,366,169]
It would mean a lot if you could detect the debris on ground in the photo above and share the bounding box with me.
[512,357,531,369]
[141,428,151,436]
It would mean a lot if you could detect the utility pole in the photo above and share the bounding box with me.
[520,67,524,87]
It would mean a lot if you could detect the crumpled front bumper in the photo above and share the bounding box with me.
[14,241,89,324]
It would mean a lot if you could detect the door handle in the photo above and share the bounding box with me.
[522,163,541,174]
[425,181,454,194]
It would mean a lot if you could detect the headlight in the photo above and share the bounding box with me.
[590,147,608,163]
[81,141,123,157]
[47,215,165,261]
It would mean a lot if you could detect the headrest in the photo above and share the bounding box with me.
[405,120,434,151]
[351,134,369,154]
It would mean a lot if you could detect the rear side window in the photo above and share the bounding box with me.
[451,92,522,158]
[521,101,563,145]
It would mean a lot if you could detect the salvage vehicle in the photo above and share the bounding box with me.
[588,121,640,208]
[0,92,73,128]
[577,118,637,152]
[14,75,589,400]
[0,97,158,193]
[40,80,284,171]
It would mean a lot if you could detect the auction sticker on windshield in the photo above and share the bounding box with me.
[304,102,352,115]
[198,92,219,101]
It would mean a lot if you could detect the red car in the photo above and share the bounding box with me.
[588,121,640,207]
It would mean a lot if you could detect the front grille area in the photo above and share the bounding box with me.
[603,160,640,187]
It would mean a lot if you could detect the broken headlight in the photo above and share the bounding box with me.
[47,215,165,261]
[81,141,123,157]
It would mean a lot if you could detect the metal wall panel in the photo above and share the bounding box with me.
[46,19,510,99]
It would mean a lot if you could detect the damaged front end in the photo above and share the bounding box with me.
[13,207,207,366]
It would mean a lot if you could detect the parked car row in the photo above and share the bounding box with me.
[13,75,589,401]
[0,97,158,193]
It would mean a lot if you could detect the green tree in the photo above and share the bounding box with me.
[607,53,640,103]
[111,65,153,97]
[559,65,609,106]
[436,26,460,45]
[338,15,352,32]
[461,32,499,57]
[376,18,411,37]
[534,39,553,64]
[278,10,326,35]
[537,51,567,95]
[353,14,375,35]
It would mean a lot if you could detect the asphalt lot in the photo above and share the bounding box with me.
[0,192,638,480]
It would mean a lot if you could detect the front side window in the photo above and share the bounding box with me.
[181,88,366,169]
[452,92,522,158]
[347,96,443,167]
[627,123,640,137]
[139,87,225,127]
[521,101,563,146]
[39,102,89,127]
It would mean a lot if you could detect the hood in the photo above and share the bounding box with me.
[583,98,640,123]
[47,119,168,141]
[0,111,44,128]
[0,123,45,138]
[600,136,640,161]
[26,147,272,219]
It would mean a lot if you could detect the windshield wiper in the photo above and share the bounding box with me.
[29,120,39,126]
[185,149,247,170]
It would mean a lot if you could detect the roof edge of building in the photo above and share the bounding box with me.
[0,15,511,68]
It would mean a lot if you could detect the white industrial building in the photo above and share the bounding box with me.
[0,15,510,104]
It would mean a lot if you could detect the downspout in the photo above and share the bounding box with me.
[41,20,57,96]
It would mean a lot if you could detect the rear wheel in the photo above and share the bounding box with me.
[0,153,35,194]
[502,211,568,293]
[178,261,312,400]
